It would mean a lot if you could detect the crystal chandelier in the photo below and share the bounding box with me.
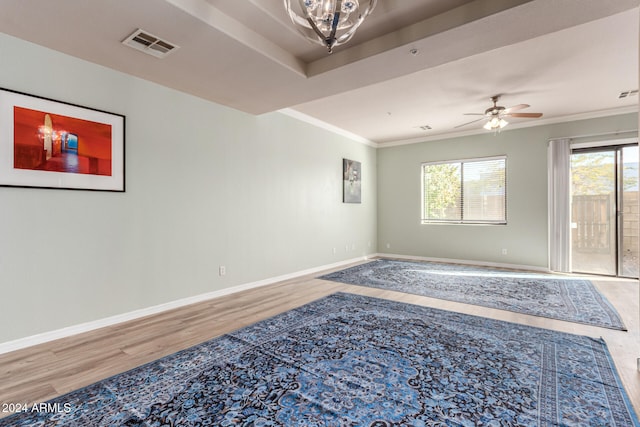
[284,0,377,53]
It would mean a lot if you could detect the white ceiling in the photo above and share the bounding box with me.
[0,0,638,144]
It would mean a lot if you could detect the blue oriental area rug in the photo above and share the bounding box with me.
[320,259,626,330]
[2,293,638,426]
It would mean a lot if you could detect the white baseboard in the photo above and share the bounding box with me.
[0,256,371,355]
[372,252,551,273]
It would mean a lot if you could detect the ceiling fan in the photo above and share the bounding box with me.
[455,95,543,130]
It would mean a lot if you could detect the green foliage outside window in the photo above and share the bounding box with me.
[422,157,506,224]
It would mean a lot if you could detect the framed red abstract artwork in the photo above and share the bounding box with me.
[0,87,125,191]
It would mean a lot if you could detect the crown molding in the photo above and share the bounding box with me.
[282,105,638,149]
[378,105,639,148]
[279,108,379,147]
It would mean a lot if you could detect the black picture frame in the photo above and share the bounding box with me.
[0,87,125,191]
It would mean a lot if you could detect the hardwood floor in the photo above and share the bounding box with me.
[1,258,639,420]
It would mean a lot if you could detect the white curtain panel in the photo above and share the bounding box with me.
[548,138,571,273]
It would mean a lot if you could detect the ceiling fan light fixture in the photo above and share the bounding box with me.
[484,117,508,130]
[456,95,542,130]
[284,0,377,53]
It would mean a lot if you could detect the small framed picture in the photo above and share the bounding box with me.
[343,158,361,203]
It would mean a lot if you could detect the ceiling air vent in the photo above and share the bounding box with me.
[122,29,179,59]
[618,89,638,99]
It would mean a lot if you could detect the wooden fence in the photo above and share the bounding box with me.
[571,191,638,261]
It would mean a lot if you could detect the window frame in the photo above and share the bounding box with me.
[421,155,507,225]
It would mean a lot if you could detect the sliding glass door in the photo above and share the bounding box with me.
[570,144,638,277]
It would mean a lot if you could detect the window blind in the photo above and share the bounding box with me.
[422,156,506,224]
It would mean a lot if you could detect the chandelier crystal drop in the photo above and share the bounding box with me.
[284,0,377,53]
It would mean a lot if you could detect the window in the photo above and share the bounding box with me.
[422,156,506,224]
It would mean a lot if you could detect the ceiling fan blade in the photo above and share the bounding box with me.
[503,104,529,113]
[454,117,487,128]
[507,112,543,118]
[463,113,486,116]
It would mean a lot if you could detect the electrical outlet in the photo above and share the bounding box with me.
[501,248,508,255]
[219,266,226,276]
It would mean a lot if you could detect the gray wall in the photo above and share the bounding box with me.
[0,30,636,346]
[0,34,377,344]
[377,113,638,268]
